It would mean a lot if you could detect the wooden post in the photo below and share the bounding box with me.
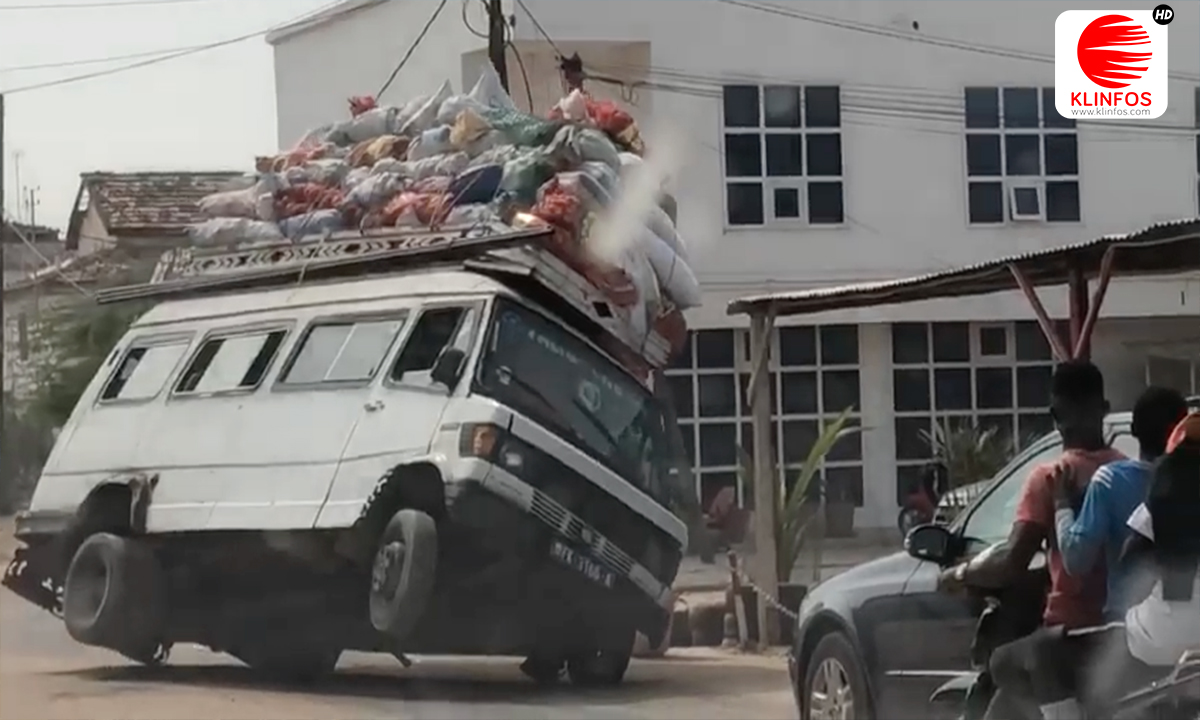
[748,311,779,648]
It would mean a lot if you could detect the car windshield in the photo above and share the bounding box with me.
[475,298,680,509]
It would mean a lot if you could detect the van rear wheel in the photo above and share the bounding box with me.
[62,532,166,663]
[368,509,437,643]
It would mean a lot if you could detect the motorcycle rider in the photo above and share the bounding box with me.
[1054,386,1189,619]
[938,360,1125,720]
[1103,413,1200,684]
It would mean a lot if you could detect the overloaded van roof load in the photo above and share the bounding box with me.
[98,222,676,380]
[96,67,699,381]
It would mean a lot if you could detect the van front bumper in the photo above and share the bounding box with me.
[2,540,63,617]
[444,466,675,646]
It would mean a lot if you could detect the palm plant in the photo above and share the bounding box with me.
[919,419,1015,490]
[738,407,856,582]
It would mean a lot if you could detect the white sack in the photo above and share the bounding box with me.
[636,227,702,309]
[188,218,283,247]
[468,64,517,112]
[398,81,454,137]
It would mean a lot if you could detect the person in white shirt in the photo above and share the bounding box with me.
[1076,412,1200,712]
[1121,412,1200,667]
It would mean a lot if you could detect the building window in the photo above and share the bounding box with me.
[964,87,1079,225]
[892,320,1059,504]
[1194,86,1199,211]
[722,84,844,227]
[664,325,863,512]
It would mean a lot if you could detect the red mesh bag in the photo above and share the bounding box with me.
[274,183,345,220]
[348,95,378,117]
[381,192,452,227]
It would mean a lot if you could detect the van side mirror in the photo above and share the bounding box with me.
[905,523,956,565]
[430,347,466,389]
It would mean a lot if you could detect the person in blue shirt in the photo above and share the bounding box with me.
[1054,386,1189,619]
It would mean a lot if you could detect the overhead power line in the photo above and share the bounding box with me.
[0,1,340,94]
[718,0,1200,83]
[1,44,210,73]
[1,0,220,9]
[376,0,448,98]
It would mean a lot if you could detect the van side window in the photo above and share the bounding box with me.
[175,329,287,395]
[391,306,473,381]
[282,316,407,385]
[100,340,190,402]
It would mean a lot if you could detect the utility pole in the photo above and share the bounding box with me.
[486,0,509,92]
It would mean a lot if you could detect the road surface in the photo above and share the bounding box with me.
[0,535,796,719]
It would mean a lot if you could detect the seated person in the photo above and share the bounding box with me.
[1055,387,1189,619]
[939,361,1125,720]
[1062,412,1200,714]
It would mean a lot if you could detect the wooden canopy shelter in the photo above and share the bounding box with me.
[726,217,1200,646]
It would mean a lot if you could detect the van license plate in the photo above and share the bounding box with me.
[550,539,615,589]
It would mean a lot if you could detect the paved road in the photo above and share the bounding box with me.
[0,588,797,720]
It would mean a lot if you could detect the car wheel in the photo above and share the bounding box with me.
[520,654,564,685]
[566,628,635,687]
[804,632,872,720]
[62,533,167,663]
[368,509,437,643]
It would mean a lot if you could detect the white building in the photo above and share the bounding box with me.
[268,0,1200,531]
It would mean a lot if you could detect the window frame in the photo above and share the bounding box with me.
[170,322,293,400]
[963,86,1081,227]
[1193,86,1199,214]
[95,332,194,407]
[664,324,865,510]
[273,311,411,391]
[720,83,847,229]
[385,300,485,389]
[892,320,1060,505]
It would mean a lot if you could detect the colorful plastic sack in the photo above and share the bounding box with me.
[188,218,283,246]
[447,165,503,206]
[450,107,491,149]
[348,135,409,168]
[274,183,346,220]
[499,151,558,206]
[407,126,455,161]
[477,106,563,147]
[382,191,452,228]
[279,209,345,240]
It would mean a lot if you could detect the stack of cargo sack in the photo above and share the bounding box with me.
[190,66,698,361]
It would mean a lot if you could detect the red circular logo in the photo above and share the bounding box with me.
[1076,14,1152,89]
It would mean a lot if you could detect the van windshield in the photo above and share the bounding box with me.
[476,298,678,509]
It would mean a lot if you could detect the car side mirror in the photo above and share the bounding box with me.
[430,347,466,389]
[905,523,955,565]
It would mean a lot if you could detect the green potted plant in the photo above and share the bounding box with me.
[736,408,855,644]
[918,419,1015,523]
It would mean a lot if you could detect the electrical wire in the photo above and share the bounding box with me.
[507,40,534,112]
[717,0,1200,84]
[1,1,341,94]
[513,0,562,58]
[1,44,211,73]
[461,0,487,38]
[0,0,214,9]
[376,0,448,98]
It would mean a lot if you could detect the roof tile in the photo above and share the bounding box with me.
[83,171,246,233]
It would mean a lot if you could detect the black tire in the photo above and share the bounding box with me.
[803,633,872,720]
[231,640,341,684]
[62,533,166,663]
[520,654,564,685]
[566,628,634,688]
[368,508,437,642]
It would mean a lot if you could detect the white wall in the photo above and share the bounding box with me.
[513,0,1200,321]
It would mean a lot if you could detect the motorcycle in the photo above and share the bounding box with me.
[906,525,1200,720]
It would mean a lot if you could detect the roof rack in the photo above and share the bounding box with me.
[95,222,675,370]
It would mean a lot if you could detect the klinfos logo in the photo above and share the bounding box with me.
[1055,9,1169,120]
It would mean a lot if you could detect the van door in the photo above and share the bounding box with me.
[317,301,484,528]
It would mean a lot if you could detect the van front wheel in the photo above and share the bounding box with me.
[62,532,166,663]
[368,509,437,643]
[566,628,635,687]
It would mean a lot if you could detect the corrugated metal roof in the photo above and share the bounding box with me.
[81,171,245,235]
[727,218,1200,317]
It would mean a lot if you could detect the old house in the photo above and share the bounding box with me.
[3,170,244,400]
